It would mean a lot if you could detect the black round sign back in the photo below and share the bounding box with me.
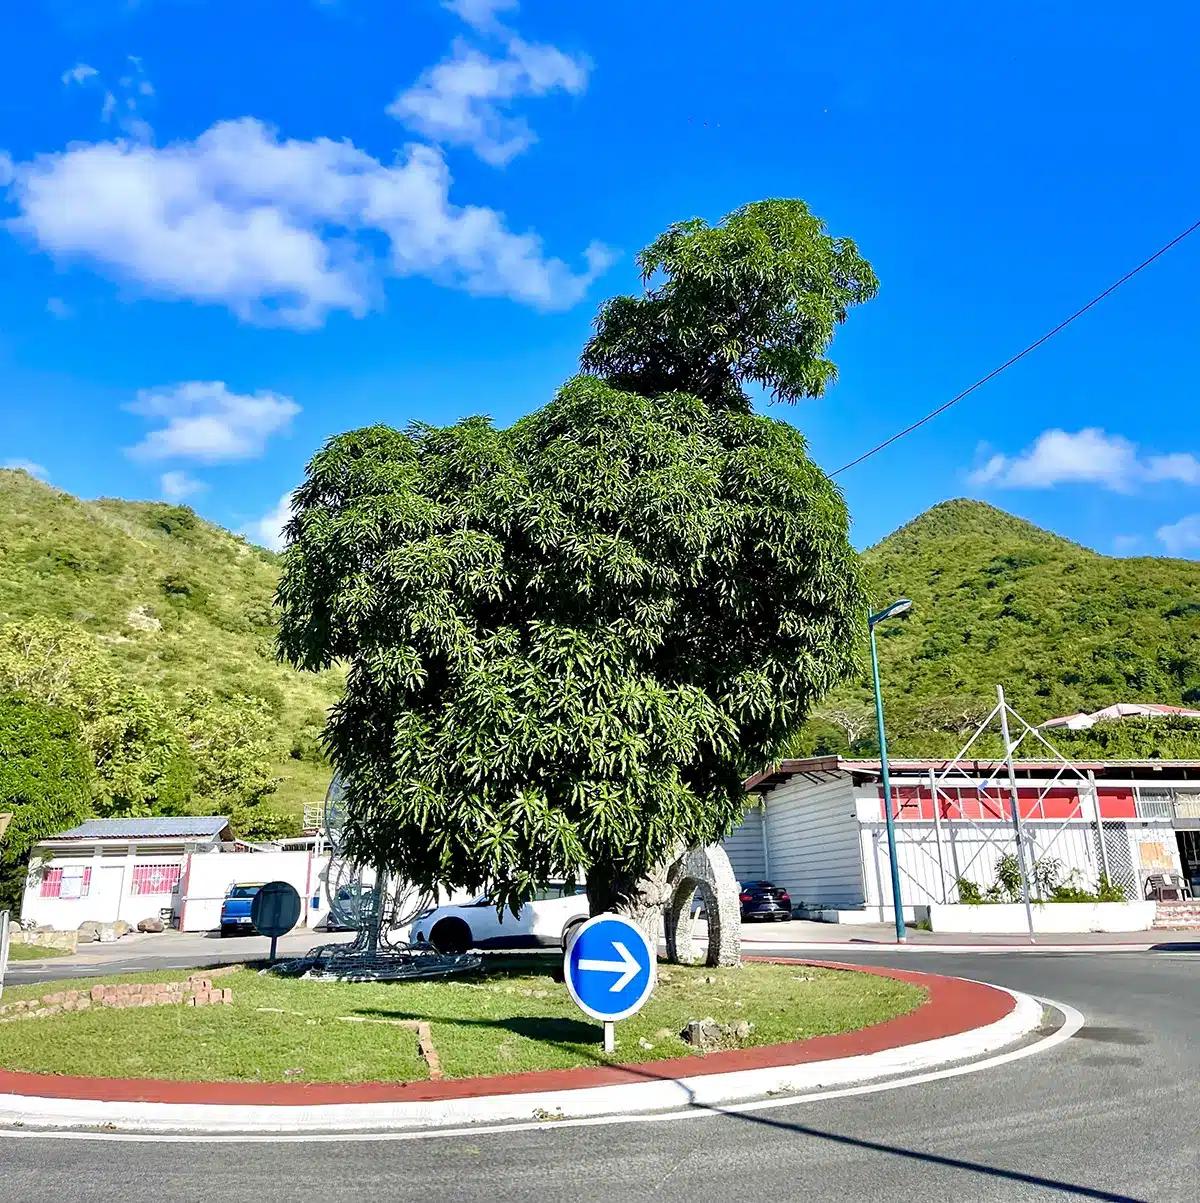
[251,880,301,939]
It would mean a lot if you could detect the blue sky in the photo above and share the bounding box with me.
[1,0,1198,556]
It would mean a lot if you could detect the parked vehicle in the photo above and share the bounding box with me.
[409,883,590,954]
[739,880,792,921]
[325,882,378,931]
[219,882,264,936]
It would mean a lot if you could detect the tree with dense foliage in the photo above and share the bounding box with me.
[0,695,92,912]
[0,616,297,838]
[277,199,876,917]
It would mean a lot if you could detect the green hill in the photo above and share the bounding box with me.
[5,469,1199,803]
[0,468,341,818]
[797,498,1200,759]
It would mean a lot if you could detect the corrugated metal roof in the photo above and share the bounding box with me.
[43,816,232,841]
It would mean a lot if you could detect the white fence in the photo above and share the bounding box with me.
[860,817,1180,913]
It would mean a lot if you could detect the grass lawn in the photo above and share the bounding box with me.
[5,945,70,961]
[0,959,924,1085]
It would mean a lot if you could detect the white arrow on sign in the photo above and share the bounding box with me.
[578,940,640,992]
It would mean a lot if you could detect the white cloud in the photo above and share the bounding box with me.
[1112,534,1144,555]
[1146,452,1200,485]
[2,459,49,481]
[160,470,207,502]
[62,63,99,86]
[3,119,608,326]
[106,57,154,143]
[1157,515,1200,556]
[443,0,519,32]
[126,381,300,464]
[62,57,152,141]
[45,296,72,318]
[389,36,589,166]
[970,428,1200,493]
[248,490,295,552]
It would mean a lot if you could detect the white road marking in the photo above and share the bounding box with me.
[0,996,1084,1145]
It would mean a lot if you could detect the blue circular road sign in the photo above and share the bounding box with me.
[564,913,655,1022]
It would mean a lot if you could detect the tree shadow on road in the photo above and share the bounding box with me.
[703,1106,1147,1202]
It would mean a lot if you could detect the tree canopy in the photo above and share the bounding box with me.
[0,695,92,912]
[581,199,878,410]
[278,198,875,914]
[0,616,298,841]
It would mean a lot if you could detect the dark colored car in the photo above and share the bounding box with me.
[219,882,264,936]
[739,881,791,921]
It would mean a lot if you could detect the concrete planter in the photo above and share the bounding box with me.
[928,901,1155,934]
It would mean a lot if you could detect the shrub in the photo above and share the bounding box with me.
[151,506,198,537]
[994,853,1023,902]
[955,877,983,905]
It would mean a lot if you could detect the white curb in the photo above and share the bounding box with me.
[0,989,1042,1134]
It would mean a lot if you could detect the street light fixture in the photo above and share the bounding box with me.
[868,598,912,943]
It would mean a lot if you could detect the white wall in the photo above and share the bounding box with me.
[859,818,1179,911]
[721,804,766,884]
[21,850,189,930]
[928,900,1156,933]
[21,855,111,929]
[179,851,314,932]
[762,776,863,908]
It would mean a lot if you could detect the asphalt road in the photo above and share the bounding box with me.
[2,928,358,986]
[2,947,1197,1202]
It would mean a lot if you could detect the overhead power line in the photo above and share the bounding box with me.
[831,217,1200,477]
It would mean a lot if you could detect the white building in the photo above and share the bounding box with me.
[721,756,1200,922]
[20,816,318,933]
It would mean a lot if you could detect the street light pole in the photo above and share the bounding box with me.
[868,599,912,944]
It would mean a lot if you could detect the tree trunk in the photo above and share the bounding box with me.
[586,855,678,953]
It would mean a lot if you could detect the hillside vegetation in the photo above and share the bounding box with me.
[795,498,1200,760]
[5,467,1198,839]
[0,468,341,819]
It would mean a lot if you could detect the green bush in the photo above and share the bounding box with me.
[150,506,198,537]
[955,877,983,905]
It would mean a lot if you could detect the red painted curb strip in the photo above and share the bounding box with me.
[0,960,1013,1107]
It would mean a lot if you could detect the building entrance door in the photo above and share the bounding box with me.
[91,863,126,923]
[1176,831,1200,898]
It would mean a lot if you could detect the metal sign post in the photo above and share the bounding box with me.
[251,881,302,962]
[564,913,655,1052]
[0,910,10,1002]
[997,686,1036,944]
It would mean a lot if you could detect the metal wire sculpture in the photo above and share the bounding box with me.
[270,775,481,981]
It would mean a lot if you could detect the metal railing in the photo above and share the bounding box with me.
[1134,789,1200,821]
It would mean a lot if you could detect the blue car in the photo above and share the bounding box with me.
[219,882,264,936]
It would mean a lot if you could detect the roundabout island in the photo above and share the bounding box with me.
[0,954,1050,1134]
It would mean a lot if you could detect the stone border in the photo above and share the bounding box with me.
[1,971,235,1022]
[0,961,1016,1112]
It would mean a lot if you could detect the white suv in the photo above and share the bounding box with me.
[408,883,590,954]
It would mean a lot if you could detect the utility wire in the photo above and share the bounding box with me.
[831,218,1200,477]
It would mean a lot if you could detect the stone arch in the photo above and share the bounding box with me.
[663,844,741,967]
